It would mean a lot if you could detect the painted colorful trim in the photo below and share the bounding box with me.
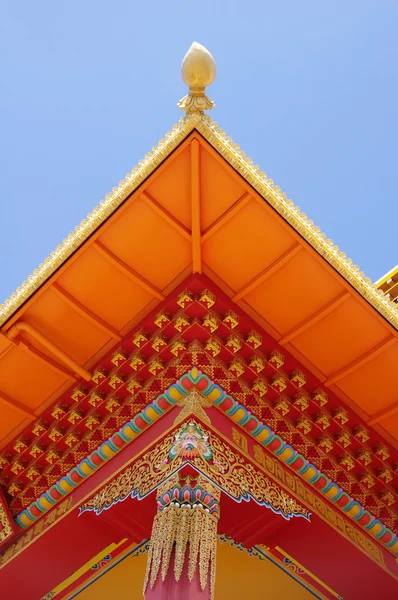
[16,367,398,556]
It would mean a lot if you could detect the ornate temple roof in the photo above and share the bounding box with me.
[0,44,397,598]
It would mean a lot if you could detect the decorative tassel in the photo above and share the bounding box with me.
[144,501,218,598]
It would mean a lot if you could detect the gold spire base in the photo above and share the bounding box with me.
[178,88,215,113]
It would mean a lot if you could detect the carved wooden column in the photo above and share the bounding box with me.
[144,471,220,599]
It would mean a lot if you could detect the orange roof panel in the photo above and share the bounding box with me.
[244,248,345,336]
[146,145,192,229]
[99,196,192,290]
[203,198,296,291]
[0,119,397,449]
[291,296,390,377]
[57,245,154,332]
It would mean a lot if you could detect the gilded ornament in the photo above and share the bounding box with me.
[340,454,355,471]
[318,436,334,454]
[177,289,193,308]
[151,335,167,352]
[225,334,242,354]
[378,468,393,484]
[154,312,170,329]
[126,377,142,394]
[223,311,239,329]
[170,340,186,357]
[272,374,287,393]
[67,409,83,425]
[354,426,370,444]
[148,358,164,376]
[32,422,47,437]
[91,367,107,384]
[293,392,309,412]
[174,390,212,426]
[45,449,61,464]
[29,443,44,459]
[85,415,100,431]
[88,391,104,408]
[246,330,262,350]
[65,433,80,448]
[13,439,28,454]
[205,338,221,357]
[296,416,312,435]
[203,314,219,333]
[375,443,390,461]
[111,348,128,367]
[8,483,22,497]
[360,473,375,489]
[10,461,24,475]
[130,353,145,372]
[81,421,309,523]
[290,370,306,388]
[333,407,349,426]
[315,413,331,430]
[275,397,290,417]
[269,350,284,368]
[0,504,13,542]
[249,355,265,374]
[0,456,9,470]
[51,405,66,420]
[26,466,41,481]
[380,489,395,506]
[335,430,351,449]
[109,371,125,388]
[174,313,190,333]
[48,426,63,442]
[178,43,216,113]
[312,389,328,407]
[71,386,86,402]
[229,358,245,377]
[105,396,120,413]
[357,449,372,466]
[252,378,268,397]
[199,289,216,309]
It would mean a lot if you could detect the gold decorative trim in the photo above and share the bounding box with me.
[0,503,13,543]
[1,113,397,330]
[81,421,309,521]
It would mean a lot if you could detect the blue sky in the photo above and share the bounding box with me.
[1,1,397,301]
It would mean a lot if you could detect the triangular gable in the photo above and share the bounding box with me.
[1,113,397,330]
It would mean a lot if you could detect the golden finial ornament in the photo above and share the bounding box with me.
[178,42,216,113]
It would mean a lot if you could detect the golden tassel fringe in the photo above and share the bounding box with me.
[144,505,217,598]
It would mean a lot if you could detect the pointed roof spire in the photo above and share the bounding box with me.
[178,42,216,113]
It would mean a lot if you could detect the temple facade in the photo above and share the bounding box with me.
[0,43,397,599]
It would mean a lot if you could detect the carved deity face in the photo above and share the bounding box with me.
[169,422,213,461]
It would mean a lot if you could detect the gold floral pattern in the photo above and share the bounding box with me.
[80,421,309,521]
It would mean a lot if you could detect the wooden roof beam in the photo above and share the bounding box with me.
[0,390,36,421]
[6,322,91,381]
[279,291,350,345]
[51,284,122,341]
[367,398,398,426]
[17,341,77,381]
[232,243,302,302]
[94,241,165,301]
[324,336,396,386]
[191,138,202,273]
[202,192,251,242]
[141,192,191,241]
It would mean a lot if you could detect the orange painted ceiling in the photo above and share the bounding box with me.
[0,128,397,450]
